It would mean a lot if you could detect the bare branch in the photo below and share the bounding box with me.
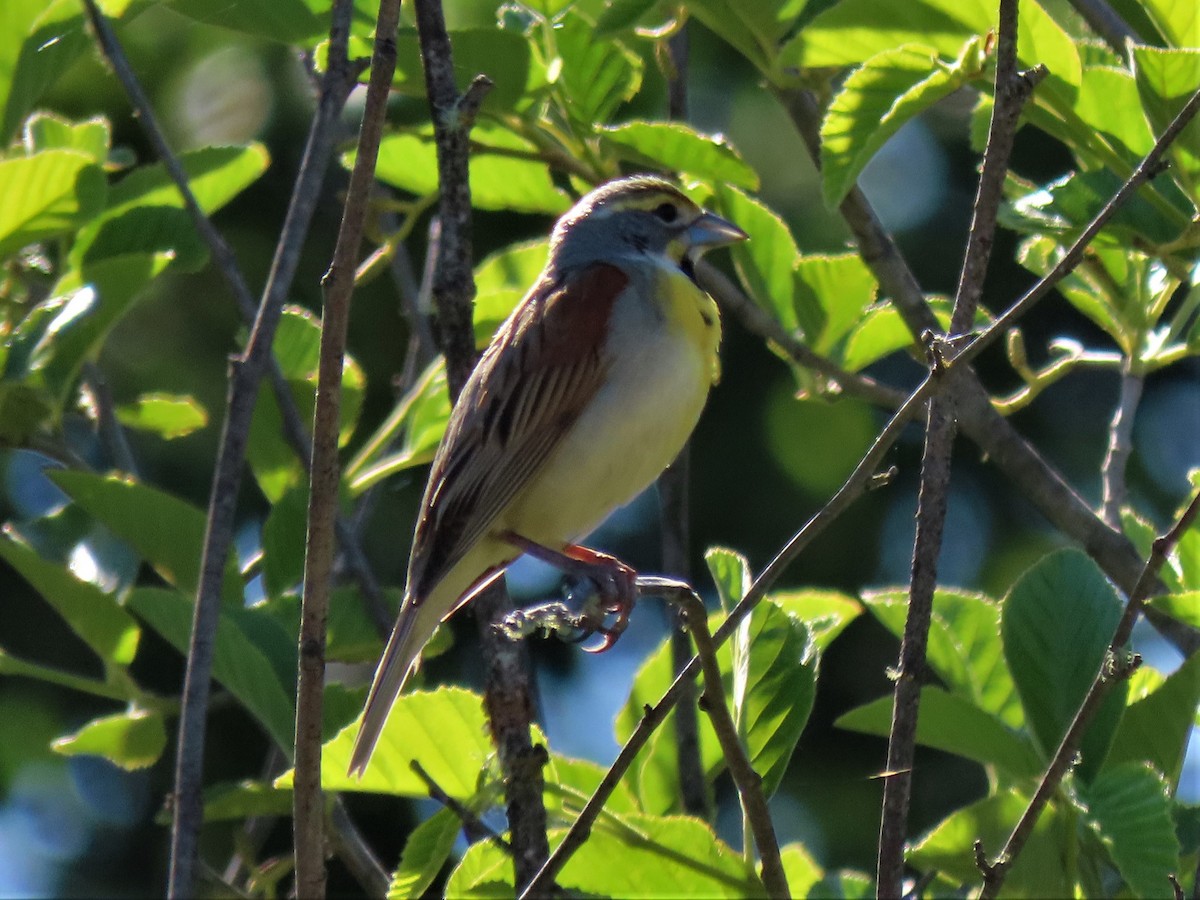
[412,760,511,848]
[877,4,1035,892]
[1067,0,1143,52]
[294,0,401,895]
[977,487,1200,898]
[329,799,390,899]
[81,361,138,477]
[668,582,789,898]
[1100,366,1144,527]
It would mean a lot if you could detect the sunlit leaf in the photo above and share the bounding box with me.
[821,39,987,208]
[115,393,208,439]
[168,0,324,43]
[388,808,460,900]
[712,186,801,332]
[1083,763,1180,899]
[52,708,166,770]
[0,150,106,258]
[599,121,758,190]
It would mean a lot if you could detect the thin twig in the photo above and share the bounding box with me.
[877,5,1035,893]
[659,21,709,821]
[83,2,367,894]
[521,80,1200,898]
[412,761,512,848]
[294,1,401,895]
[1099,366,1144,527]
[667,582,789,897]
[977,487,1200,898]
[329,798,390,899]
[776,81,1200,655]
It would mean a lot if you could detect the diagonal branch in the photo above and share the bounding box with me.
[775,83,1200,657]
[294,1,401,895]
[977,487,1200,898]
[520,79,1200,898]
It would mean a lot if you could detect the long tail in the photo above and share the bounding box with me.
[348,593,437,776]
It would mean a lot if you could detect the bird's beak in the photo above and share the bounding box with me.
[686,211,749,249]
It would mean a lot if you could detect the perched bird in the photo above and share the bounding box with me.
[349,175,747,775]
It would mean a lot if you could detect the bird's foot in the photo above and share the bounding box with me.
[499,531,637,652]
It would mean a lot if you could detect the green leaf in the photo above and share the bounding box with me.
[1001,549,1126,779]
[779,842,824,898]
[1104,648,1200,790]
[23,113,111,164]
[0,0,95,144]
[247,306,365,503]
[780,0,1082,98]
[820,39,986,208]
[551,11,643,126]
[1131,47,1200,190]
[544,753,640,818]
[167,0,324,43]
[369,126,570,215]
[809,870,874,898]
[864,588,1021,727]
[260,485,308,599]
[704,545,750,612]
[447,814,762,897]
[736,600,819,798]
[388,808,460,900]
[284,687,497,797]
[115,393,208,439]
[128,586,296,750]
[0,531,141,666]
[767,588,862,650]
[1146,591,1200,630]
[198,781,294,822]
[836,686,1043,779]
[598,121,759,190]
[792,253,877,353]
[1083,763,1180,899]
[71,144,270,270]
[712,185,802,332]
[0,150,106,258]
[910,790,1075,898]
[1138,0,1200,47]
[685,0,807,74]
[49,470,244,606]
[841,302,927,371]
[51,708,166,770]
[348,360,452,494]
[32,253,175,407]
[615,613,725,814]
[594,0,661,36]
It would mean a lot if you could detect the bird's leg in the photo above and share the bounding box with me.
[498,531,637,651]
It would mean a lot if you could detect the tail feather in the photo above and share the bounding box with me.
[348,596,429,777]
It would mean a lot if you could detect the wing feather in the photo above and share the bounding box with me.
[408,262,629,601]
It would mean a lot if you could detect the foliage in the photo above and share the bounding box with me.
[1,0,1198,897]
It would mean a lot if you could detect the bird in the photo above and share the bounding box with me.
[349,175,747,776]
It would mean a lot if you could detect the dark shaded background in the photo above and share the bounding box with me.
[1,4,1196,895]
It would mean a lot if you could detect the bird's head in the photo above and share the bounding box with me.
[550,176,747,277]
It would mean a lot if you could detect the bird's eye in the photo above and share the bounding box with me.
[652,202,678,223]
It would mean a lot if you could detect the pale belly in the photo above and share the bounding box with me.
[501,310,712,546]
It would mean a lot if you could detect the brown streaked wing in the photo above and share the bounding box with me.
[407,262,630,602]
